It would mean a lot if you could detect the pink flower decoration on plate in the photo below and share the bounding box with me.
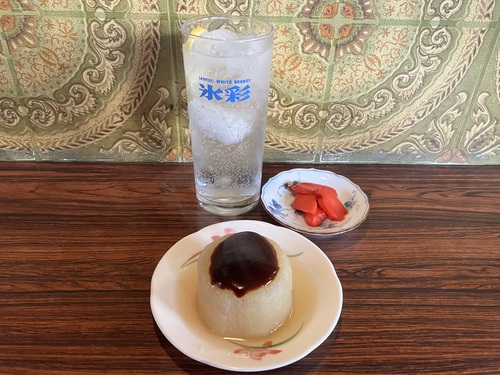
[211,227,236,241]
[229,324,303,361]
[234,341,282,361]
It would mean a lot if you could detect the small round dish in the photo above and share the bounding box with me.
[261,168,369,237]
[150,220,342,372]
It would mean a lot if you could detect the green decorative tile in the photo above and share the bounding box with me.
[451,26,500,164]
[0,0,498,164]
[94,16,181,162]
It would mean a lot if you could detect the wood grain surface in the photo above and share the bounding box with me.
[0,162,498,374]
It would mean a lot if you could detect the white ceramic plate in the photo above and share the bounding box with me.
[261,168,369,237]
[150,220,343,372]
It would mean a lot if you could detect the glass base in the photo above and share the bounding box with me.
[197,194,259,216]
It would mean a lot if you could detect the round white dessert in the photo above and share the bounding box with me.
[197,232,293,339]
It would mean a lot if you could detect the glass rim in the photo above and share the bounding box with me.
[180,16,274,44]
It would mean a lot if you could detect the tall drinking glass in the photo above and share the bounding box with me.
[181,16,274,216]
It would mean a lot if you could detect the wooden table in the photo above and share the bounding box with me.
[0,162,499,374]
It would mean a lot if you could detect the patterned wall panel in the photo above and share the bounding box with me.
[0,0,498,163]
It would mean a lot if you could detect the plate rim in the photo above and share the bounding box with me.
[150,220,343,372]
[260,168,369,237]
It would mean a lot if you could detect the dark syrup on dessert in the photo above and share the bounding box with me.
[209,231,279,297]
